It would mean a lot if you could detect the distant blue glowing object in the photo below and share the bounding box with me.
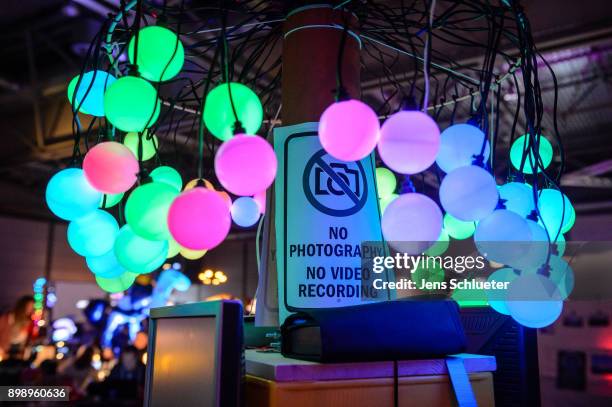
[474,209,532,267]
[498,182,534,218]
[439,165,498,221]
[46,168,102,221]
[86,249,126,278]
[67,210,119,257]
[436,123,490,173]
[485,268,518,315]
[506,273,564,328]
[68,70,116,116]
[52,317,77,342]
[150,268,192,308]
[537,188,575,238]
[231,196,260,227]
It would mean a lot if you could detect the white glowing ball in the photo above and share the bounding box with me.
[436,123,490,173]
[439,165,498,221]
[506,273,564,328]
[498,182,534,218]
[474,209,532,268]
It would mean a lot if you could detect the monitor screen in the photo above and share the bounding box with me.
[149,316,217,407]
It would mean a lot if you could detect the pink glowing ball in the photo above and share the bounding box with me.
[83,142,139,194]
[253,189,266,214]
[167,187,231,250]
[214,134,277,196]
[318,99,380,162]
[378,110,440,174]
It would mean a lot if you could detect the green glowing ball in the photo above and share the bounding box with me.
[100,193,124,209]
[125,182,179,240]
[379,193,398,214]
[128,26,184,82]
[150,166,182,192]
[376,167,396,198]
[452,285,488,308]
[537,188,575,237]
[425,229,450,256]
[123,132,158,161]
[444,213,475,240]
[167,239,181,258]
[561,208,575,234]
[104,76,161,132]
[203,82,263,141]
[510,134,553,174]
[114,225,168,273]
[412,261,445,290]
[95,271,139,293]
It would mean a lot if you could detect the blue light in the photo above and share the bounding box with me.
[67,70,116,117]
[436,123,490,173]
[506,273,564,328]
[86,249,126,278]
[46,168,102,221]
[498,182,534,218]
[439,165,498,221]
[537,188,575,238]
[474,209,532,268]
[485,268,518,315]
[231,196,261,227]
[67,209,119,257]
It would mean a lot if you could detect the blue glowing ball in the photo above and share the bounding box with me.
[537,188,574,238]
[86,249,126,278]
[46,168,102,221]
[485,268,518,315]
[231,196,260,227]
[522,255,574,300]
[474,209,532,267]
[506,273,564,328]
[67,210,119,257]
[114,225,168,273]
[498,182,534,218]
[510,219,550,270]
[439,165,498,221]
[436,123,490,173]
[67,70,116,117]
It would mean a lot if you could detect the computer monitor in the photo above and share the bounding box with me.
[144,300,243,407]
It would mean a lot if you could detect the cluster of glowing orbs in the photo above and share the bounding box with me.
[375,167,396,198]
[86,250,126,278]
[67,210,119,257]
[318,99,380,162]
[443,214,475,240]
[424,230,450,256]
[378,111,440,174]
[474,209,532,268]
[128,26,184,82]
[231,196,260,227]
[381,193,443,254]
[498,182,534,218]
[379,193,398,214]
[96,271,139,293]
[510,134,553,174]
[485,268,518,315]
[150,166,182,192]
[203,82,263,141]
[125,182,178,240]
[167,187,231,250]
[114,225,168,273]
[436,124,490,173]
[104,76,161,132]
[505,273,563,328]
[253,190,267,214]
[215,134,277,196]
[123,132,158,161]
[439,165,498,221]
[180,247,207,260]
[83,142,139,194]
[67,70,116,116]
[537,189,575,237]
[100,193,124,209]
[46,168,102,220]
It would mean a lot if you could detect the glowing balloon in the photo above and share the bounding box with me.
[167,188,231,250]
[510,134,553,174]
[439,165,498,221]
[537,188,574,238]
[506,273,563,328]
[67,70,116,116]
[128,26,184,82]
[379,193,398,214]
[381,193,443,254]
[485,268,518,315]
[253,190,266,214]
[104,76,161,132]
[67,210,119,257]
[166,239,181,258]
[215,134,277,196]
[203,82,263,141]
[424,229,450,256]
[114,225,168,273]
[375,167,396,198]
[150,166,182,192]
[443,213,475,240]
[231,196,260,227]
[318,99,380,162]
[123,132,158,161]
[514,219,550,270]
[83,141,139,194]
[436,123,490,173]
[180,247,207,260]
[100,193,124,209]
[498,182,534,218]
[96,271,139,293]
[378,110,440,174]
[474,209,532,267]
[86,249,126,278]
[125,182,178,240]
[46,168,102,220]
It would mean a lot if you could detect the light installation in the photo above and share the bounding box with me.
[128,26,185,82]
[82,142,139,194]
[439,165,498,221]
[46,168,102,221]
[104,75,161,132]
[67,209,119,257]
[510,134,553,174]
[231,196,261,227]
[123,132,158,161]
[436,123,490,173]
[125,182,179,240]
[114,225,168,273]
[67,70,116,116]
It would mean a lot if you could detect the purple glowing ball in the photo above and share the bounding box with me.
[318,99,380,162]
[378,110,440,174]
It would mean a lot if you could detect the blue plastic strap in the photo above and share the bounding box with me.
[446,357,478,407]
